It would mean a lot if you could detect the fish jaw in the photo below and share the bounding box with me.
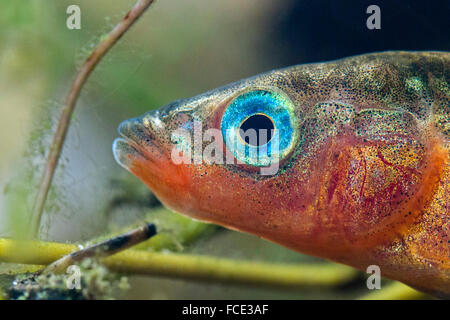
[112,112,197,215]
[113,115,164,174]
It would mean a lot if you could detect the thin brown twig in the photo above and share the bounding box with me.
[42,223,157,274]
[30,0,156,237]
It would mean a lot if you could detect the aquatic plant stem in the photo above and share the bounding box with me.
[30,0,156,237]
[0,238,357,288]
[359,282,427,300]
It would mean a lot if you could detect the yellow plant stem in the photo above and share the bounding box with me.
[0,238,356,288]
[359,282,427,300]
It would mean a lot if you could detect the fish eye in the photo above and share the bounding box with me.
[239,113,275,146]
[221,89,298,167]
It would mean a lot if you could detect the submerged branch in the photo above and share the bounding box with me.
[42,223,157,274]
[30,0,156,237]
[0,238,357,288]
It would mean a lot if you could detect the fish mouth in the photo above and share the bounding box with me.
[113,116,163,171]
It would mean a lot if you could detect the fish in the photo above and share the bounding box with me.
[113,51,449,298]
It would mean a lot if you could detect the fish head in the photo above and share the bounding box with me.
[113,56,446,262]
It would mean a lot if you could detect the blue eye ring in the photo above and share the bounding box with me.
[221,89,298,167]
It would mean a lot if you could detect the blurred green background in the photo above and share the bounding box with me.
[0,0,446,299]
[0,0,290,239]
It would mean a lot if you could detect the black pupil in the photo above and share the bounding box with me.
[239,113,274,146]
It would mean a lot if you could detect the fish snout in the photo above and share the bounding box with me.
[113,98,197,171]
[117,117,150,144]
[113,112,167,171]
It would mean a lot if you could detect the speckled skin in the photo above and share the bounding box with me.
[113,52,449,298]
